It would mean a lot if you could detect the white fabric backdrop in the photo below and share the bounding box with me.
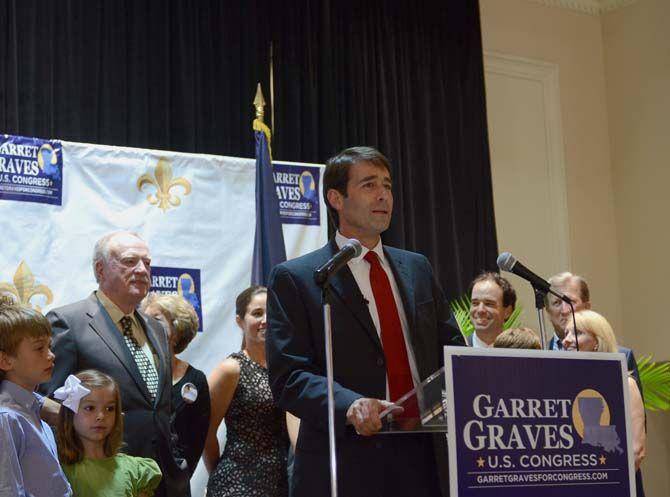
[0,138,326,496]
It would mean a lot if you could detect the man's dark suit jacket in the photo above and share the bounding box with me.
[42,293,190,497]
[266,241,465,497]
[548,335,642,396]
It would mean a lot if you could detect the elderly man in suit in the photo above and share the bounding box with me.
[266,147,465,497]
[43,231,190,497]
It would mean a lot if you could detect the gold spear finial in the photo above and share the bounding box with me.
[254,83,266,123]
[252,83,272,156]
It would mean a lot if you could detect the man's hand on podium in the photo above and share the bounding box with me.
[346,398,402,435]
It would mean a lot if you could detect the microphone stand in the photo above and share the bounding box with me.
[312,239,362,497]
[568,300,578,352]
[533,286,548,350]
[320,281,338,497]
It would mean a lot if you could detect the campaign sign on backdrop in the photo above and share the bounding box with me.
[149,266,203,331]
[444,348,635,497]
[0,134,64,205]
[273,161,320,225]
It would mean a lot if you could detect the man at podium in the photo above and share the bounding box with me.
[266,146,464,497]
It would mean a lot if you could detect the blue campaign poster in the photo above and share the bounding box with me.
[0,134,64,206]
[149,266,203,332]
[272,161,321,226]
[444,348,635,497]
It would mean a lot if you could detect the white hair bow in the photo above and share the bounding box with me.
[53,375,91,413]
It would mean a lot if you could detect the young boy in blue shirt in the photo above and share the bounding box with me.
[0,298,72,497]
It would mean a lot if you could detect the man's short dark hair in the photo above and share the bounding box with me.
[469,271,517,309]
[323,146,392,228]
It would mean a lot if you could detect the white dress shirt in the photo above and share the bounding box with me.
[335,232,420,399]
[472,333,494,348]
[97,290,159,370]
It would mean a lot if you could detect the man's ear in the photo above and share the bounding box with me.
[0,351,14,372]
[502,306,513,321]
[326,189,343,212]
[94,259,104,282]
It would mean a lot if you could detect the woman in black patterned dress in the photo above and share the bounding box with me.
[204,286,289,497]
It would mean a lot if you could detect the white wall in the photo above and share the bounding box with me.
[479,0,670,494]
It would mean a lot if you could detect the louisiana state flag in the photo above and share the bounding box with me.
[251,120,286,285]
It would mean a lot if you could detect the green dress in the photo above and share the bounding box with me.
[63,453,162,497]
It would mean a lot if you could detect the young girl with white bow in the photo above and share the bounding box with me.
[54,370,162,497]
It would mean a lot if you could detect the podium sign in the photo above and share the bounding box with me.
[444,348,636,497]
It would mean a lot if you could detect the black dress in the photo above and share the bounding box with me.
[172,364,210,476]
[207,352,289,497]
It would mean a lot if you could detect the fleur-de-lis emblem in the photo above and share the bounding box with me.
[0,261,53,311]
[137,158,192,212]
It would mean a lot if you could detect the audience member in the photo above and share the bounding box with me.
[493,327,541,350]
[546,272,641,391]
[0,297,72,497]
[204,286,289,497]
[56,370,162,496]
[42,231,190,497]
[545,272,591,349]
[563,309,646,496]
[142,292,210,476]
[468,272,516,347]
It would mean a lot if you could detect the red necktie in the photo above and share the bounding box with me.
[365,251,418,417]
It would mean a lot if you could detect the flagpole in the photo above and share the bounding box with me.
[269,42,275,133]
[251,83,284,286]
[255,82,338,497]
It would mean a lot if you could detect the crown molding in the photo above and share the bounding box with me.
[528,0,637,16]
[599,0,637,13]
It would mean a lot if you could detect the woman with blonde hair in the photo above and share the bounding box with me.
[563,309,646,494]
[562,309,618,353]
[141,293,210,476]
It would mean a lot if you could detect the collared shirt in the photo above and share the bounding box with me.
[0,380,72,497]
[551,334,564,350]
[472,333,494,348]
[96,290,159,369]
[335,232,420,398]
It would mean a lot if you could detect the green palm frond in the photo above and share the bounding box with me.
[449,294,523,338]
[504,306,523,330]
[637,355,670,411]
[450,295,474,337]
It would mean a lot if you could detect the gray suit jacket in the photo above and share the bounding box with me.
[42,293,190,497]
